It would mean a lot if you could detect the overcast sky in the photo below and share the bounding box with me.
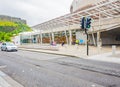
[0,0,73,26]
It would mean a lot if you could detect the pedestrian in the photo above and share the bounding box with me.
[75,39,79,45]
[61,41,65,46]
[50,41,53,45]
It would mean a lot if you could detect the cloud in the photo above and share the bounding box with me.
[0,0,73,26]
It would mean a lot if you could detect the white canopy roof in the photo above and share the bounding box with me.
[32,0,120,32]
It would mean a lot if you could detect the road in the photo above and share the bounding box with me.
[0,50,120,87]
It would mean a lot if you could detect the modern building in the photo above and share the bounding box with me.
[20,0,120,46]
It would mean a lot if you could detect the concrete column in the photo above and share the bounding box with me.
[31,35,33,44]
[30,33,32,44]
[92,33,96,46]
[49,33,51,43]
[97,32,102,54]
[97,32,101,47]
[97,12,102,47]
[52,32,54,42]
[20,34,22,45]
[69,30,72,45]
[65,30,68,45]
[91,27,96,46]
[36,35,38,43]
[40,33,42,44]
[39,34,41,44]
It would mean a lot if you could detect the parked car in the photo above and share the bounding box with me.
[1,42,18,52]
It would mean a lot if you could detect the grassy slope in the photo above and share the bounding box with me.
[0,21,32,42]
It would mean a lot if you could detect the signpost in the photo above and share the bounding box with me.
[81,17,91,56]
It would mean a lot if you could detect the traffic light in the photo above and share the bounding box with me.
[81,17,85,29]
[86,17,91,29]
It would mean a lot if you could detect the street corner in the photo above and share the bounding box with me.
[0,71,24,87]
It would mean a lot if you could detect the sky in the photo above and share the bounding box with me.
[0,0,73,26]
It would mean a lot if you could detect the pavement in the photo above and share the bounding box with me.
[0,44,120,87]
[19,44,120,64]
[0,67,23,87]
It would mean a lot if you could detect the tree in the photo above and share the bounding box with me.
[0,21,32,42]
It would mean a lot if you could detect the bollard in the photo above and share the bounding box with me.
[112,45,116,55]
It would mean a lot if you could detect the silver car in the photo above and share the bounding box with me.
[1,42,18,52]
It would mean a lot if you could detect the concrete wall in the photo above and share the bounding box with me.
[101,28,120,45]
[89,27,120,45]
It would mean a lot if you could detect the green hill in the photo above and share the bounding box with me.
[0,21,32,42]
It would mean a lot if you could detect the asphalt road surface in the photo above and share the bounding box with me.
[0,50,120,87]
